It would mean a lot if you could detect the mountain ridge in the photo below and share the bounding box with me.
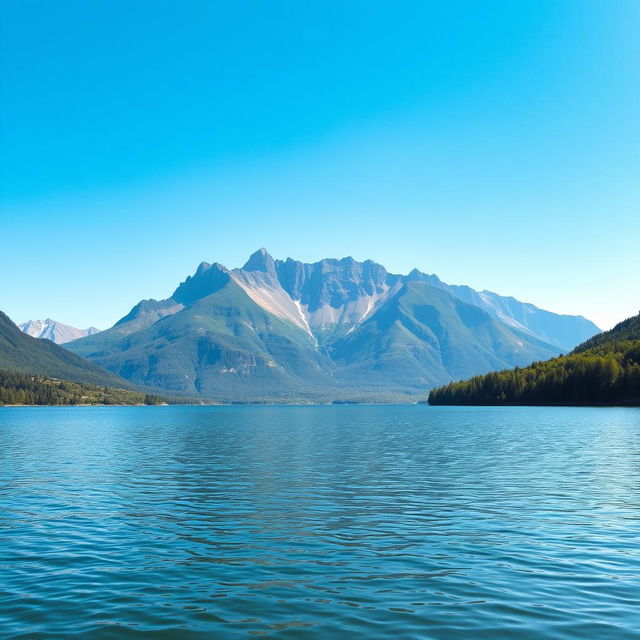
[65,249,600,400]
[19,318,100,344]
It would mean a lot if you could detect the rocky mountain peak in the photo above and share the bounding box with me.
[172,261,231,306]
[242,248,276,274]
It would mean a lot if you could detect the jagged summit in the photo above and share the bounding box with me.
[243,248,276,273]
[172,262,231,306]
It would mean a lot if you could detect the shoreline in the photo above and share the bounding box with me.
[2,401,639,408]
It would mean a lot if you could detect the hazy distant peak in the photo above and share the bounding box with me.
[19,318,100,344]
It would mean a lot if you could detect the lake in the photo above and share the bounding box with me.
[1,405,639,639]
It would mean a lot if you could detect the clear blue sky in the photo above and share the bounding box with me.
[2,1,638,330]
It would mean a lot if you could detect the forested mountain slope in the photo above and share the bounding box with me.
[0,311,132,388]
[429,312,640,406]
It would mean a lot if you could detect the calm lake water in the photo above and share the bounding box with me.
[1,405,639,639]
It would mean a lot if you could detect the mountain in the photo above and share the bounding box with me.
[19,318,100,344]
[65,250,600,401]
[0,311,131,388]
[67,263,336,400]
[329,282,563,393]
[428,312,640,406]
[404,274,598,351]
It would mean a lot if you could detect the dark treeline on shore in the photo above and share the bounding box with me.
[0,370,168,406]
[429,314,640,406]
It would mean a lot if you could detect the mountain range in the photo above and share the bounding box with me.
[64,250,600,401]
[19,318,100,344]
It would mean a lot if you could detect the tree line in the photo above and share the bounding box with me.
[429,338,640,406]
[0,369,167,406]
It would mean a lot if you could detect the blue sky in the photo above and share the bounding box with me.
[2,1,638,330]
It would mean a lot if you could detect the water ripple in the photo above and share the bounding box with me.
[1,405,639,639]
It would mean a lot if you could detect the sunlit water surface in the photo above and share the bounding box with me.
[1,405,639,639]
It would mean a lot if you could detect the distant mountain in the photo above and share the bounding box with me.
[429,312,640,406]
[19,319,100,344]
[0,311,130,388]
[404,274,599,351]
[65,249,600,400]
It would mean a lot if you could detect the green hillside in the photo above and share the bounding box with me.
[573,313,640,352]
[0,311,133,388]
[428,312,640,406]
